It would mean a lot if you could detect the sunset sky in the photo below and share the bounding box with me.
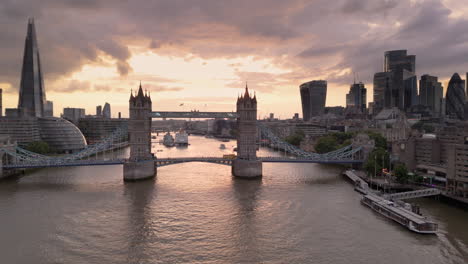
[1,0,468,118]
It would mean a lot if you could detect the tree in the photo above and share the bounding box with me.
[422,124,435,133]
[25,141,51,154]
[284,129,305,146]
[314,136,338,153]
[394,164,409,183]
[411,121,424,131]
[363,148,389,176]
[365,131,387,149]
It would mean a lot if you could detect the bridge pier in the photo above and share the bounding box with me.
[123,159,156,181]
[232,159,262,178]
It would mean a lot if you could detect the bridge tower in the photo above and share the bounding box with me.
[232,85,262,178]
[123,83,156,181]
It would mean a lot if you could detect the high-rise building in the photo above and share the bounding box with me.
[300,80,327,121]
[17,19,46,118]
[346,82,367,113]
[373,72,393,113]
[403,70,418,108]
[380,50,416,111]
[419,74,443,116]
[0,88,2,117]
[44,100,53,117]
[103,102,111,118]
[62,107,86,124]
[96,105,102,116]
[384,50,415,73]
[445,73,466,120]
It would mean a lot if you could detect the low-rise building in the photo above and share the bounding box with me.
[78,117,128,145]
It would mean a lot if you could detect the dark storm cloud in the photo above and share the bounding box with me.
[1,0,468,94]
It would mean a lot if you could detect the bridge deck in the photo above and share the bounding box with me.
[151,111,238,119]
[4,157,363,169]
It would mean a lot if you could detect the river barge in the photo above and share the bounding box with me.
[361,193,438,234]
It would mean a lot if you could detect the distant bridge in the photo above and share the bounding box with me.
[151,111,238,119]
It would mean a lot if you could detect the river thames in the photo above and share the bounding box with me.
[0,135,467,263]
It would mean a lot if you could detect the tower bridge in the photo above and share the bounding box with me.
[0,84,367,180]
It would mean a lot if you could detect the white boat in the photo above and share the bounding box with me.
[361,193,437,234]
[175,130,189,145]
[163,132,175,147]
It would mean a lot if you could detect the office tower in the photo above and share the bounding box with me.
[384,50,415,73]
[300,80,327,121]
[63,107,86,124]
[419,75,443,116]
[103,102,111,118]
[373,72,393,112]
[381,50,416,110]
[346,82,367,113]
[0,88,2,117]
[466,72,468,101]
[96,105,102,116]
[44,100,53,117]
[403,70,418,108]
[445,73,466,119]
[17,19,46,117]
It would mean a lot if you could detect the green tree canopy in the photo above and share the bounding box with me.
[365,131,387,149]
[314,136,338,153]
[363,148,390,176]
[394,163,409,183]
[25,141,51,154]
[284,129,305,146]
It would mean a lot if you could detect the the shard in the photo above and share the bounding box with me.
[18,18,46,117]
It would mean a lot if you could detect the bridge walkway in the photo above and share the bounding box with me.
[384,188,441,200]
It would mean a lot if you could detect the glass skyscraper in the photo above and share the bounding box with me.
[419,74,443,116]
[300,80,327,121]
[17,19,46,118]
[346,82,367,113]
[446,73,466,120]
[373,50,417,112]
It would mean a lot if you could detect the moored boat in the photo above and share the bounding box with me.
[175,130,189,146]
[163,132,175,147]
[361,193,437,234]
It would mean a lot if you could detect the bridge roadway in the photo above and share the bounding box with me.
[3,156,363,169]
[151,111,238,119]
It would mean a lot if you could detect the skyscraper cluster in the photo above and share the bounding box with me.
[373,49,467,120]
[95,102,111,118]
[373,50,417,113]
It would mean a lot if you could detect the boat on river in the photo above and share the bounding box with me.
[163,132,175,147]
[361,193,437,234]
[175,130,189,146]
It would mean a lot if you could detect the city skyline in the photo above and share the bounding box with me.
[1,0,468,118]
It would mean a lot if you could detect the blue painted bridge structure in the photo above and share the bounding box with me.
[2,156,363,170]
[0,111,367,173]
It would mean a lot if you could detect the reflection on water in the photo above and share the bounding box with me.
[0,135,467,264]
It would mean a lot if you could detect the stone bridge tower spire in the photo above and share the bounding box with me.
[232,84,262,178]
[123,83,156,181]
